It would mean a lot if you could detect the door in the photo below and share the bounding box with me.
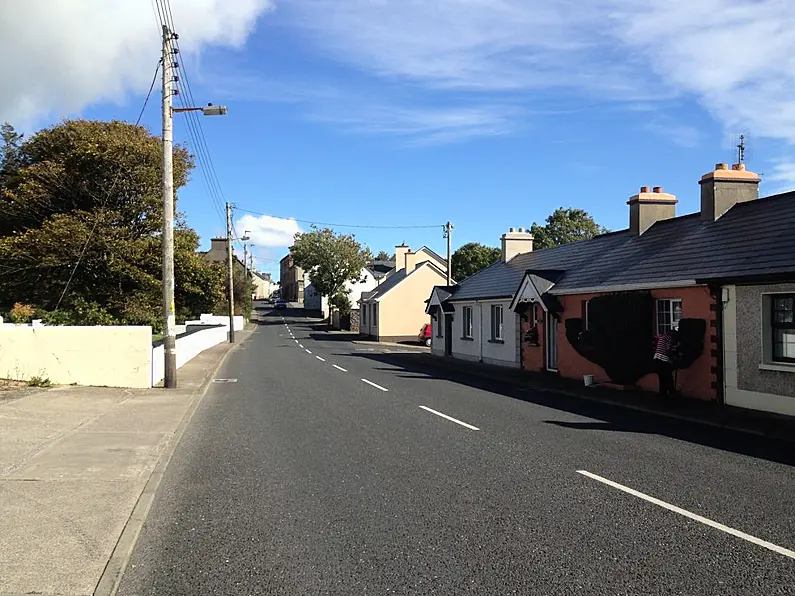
[444,314,453,356]
[546,312,558,371]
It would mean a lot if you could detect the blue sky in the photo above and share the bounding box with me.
[4,1,795,280]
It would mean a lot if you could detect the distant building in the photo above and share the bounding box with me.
[279,253,305,304]
[251,270,277,300]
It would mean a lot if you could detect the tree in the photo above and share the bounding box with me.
[374,250,393,261]
[0,119,222,330]
[530,208,608,250]
[291,226,372,315]
[451,242,501,281]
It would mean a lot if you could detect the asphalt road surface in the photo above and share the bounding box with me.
[118,308,795,595]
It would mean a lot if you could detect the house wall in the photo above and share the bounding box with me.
[723,283,795,416]
[0,326,152,388]
[526,286,715,400]
[376,265,442,341]
[449,300,520,367]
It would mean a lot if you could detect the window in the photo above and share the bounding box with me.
[462,306,474,339]
[656,299,682,335]
[436,314,444,337]
[362,304,367,326]
[372,304,377,326]
[772,294,795,363]
[582,300,591,330]
[491,305,504,341]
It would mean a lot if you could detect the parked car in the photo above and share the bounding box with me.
[418,323,432,347]
[274,299,287,310]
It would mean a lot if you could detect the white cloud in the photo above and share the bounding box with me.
[235,213,301,248]
[764,161,795,194]
[0,0,273,126]
[280,0,795,145]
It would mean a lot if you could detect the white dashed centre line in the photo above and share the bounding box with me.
[361,378,388,392]
[419,406,480,431]
[294,339,299,343]
[316,356,326,362]
[332,365,347,372]
[577,470,795,561]
[298,344,304,349]
[305,349,312,354]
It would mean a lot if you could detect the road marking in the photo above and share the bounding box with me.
[316,356,326,362]
[361,378,388,392]
[212,378,238,383]
[305,349,312,354]
[294,339,299,343]
[333,365,347,372]
[576,470,795,561]
[419,406,480,430]
[299,344,304,348]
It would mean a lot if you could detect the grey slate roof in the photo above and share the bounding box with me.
[361,269,407,301]
[447,191,795,301]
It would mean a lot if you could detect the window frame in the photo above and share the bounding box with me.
[655,298,683,336]
[436,313,444,338]
[362,303,367,326]
[491,304,504,341]
[372,303,377,326]
[771,293,795,364]
[462,306,474,339]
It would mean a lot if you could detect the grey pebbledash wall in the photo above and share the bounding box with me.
[735,282,795,398]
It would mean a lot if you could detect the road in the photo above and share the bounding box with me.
[118,308,795,595]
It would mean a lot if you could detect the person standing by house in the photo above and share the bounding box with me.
[653,329,678,397]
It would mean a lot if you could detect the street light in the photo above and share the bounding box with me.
[161,25,227,389]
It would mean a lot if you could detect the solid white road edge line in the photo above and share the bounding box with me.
[576,470,795,561]
[316,356,326,362]
[418,405,480,431]
[333,365,347,372]
[362,378,388,392]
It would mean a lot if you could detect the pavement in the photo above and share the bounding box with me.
[116,310,795,595]
[0,329,252,596]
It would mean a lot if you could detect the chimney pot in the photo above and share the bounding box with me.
[518,227,524,232]
[509,227,515,233]
[640,186,650,193]
[653,186,663,193]
[716,163,728,170]
[732,163,746,171]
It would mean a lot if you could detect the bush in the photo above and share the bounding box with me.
[27,375,52,388]
[9,302,35,324]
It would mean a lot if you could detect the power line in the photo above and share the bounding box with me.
[135,60,162,126]
[234,206,443,230]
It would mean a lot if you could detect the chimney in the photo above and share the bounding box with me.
[700,162,760,221]
[500,227,534,262]
[395,243,410,271]
[404,249,418,272]
[627,186,678,236]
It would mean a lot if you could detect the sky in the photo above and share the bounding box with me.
[3,0,795,280]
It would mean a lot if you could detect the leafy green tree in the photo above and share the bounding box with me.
[530,207,608,250]
[0,119,222,329]
[451,242,501,281]
[291,226,372,314]
[374,250,393,261]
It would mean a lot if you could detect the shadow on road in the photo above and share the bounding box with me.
[349,351,795,467]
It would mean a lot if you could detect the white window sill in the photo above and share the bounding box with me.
[759,363,795,373]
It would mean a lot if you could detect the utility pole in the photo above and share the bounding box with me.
[161,25,178,388]
[226,202,236,343]
[444,221,454,286]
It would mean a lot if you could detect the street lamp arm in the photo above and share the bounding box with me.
[172,104,228,116]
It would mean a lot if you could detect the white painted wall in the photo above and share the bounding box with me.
[151,324,228,386]
[450,300,519,367]
[191,314,244,331]
[0,326,152,388]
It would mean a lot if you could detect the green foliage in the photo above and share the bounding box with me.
[374,250,393,261]
[9,302,34,324]
[211,264,252,320]
[331,293,352,316]
[291,226,372,311]
[0,119,221,327]
[27,375,52,388]
[451,242,501,281]
[530,208,608,250]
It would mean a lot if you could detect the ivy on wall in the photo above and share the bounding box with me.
[565,291,706,385]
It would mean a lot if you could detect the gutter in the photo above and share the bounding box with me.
[551,280,698,296]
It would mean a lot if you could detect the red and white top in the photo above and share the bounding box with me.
[654,333,674,363]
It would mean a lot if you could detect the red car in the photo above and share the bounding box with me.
[418,323,432,347]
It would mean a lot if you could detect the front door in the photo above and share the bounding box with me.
[546,312,558,371]
[444,314,453,356]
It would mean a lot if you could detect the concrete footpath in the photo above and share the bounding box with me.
[0,329,252,596]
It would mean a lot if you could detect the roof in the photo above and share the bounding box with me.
[368,260,396,278]
[416,246,446,267]
[447,191,795,301]
[362,261,447,302]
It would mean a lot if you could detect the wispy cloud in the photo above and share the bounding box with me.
[764,160,795,194]
[643,118,701,148]
[273,0,795,147]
